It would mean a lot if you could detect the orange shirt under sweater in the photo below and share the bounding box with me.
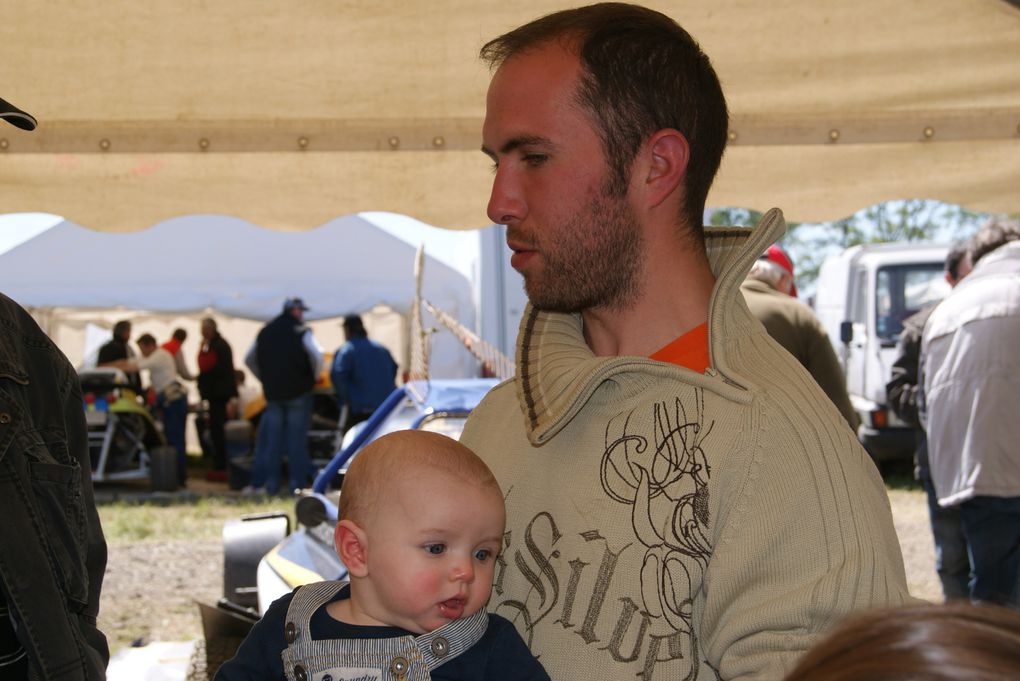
[649,322,710,373]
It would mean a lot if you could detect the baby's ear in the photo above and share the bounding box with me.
[335,519,369,577]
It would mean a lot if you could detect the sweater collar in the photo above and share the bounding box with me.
[513,208,787,444]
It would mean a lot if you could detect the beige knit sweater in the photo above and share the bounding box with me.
[460,208,911,681]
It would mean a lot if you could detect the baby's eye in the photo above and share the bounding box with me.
[474,548,492,561]
[424,544,446,555]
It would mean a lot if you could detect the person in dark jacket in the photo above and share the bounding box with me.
[331,314,398,433]
[96,319,141,393]
[0,292,110,681]
[197,317,237,482]
[1,97,108,681]
[244,298,323,495]
[886,241,972,600]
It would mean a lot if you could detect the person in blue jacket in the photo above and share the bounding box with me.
[330,315,398,433]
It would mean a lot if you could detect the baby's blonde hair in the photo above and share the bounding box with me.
[338,430,500,527]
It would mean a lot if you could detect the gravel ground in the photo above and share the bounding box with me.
[100,539,223,651]
[97,487,942,655]
[888,488,941,603]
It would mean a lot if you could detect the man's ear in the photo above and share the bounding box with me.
[335,519,369,578]
[641,129,689,209]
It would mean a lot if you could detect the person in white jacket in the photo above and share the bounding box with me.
[922,218,1020,607]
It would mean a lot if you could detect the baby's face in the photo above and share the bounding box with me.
[360,468,505,634]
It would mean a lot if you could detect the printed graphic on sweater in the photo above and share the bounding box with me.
[602,391,714,637]
[493,389,715,680]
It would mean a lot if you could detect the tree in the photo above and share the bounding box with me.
[709,200,992,297]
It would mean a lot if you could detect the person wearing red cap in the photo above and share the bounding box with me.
[764,244,799,298]
[741,250,859,429]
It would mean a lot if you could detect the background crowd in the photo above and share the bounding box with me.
[92,299,398,495]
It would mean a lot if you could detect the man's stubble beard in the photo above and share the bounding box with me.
[521,184,644,314]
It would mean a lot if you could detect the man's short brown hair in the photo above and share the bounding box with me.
[481,2,728,245]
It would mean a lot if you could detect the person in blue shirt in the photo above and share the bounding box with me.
[330,315,398,433]
[215,431,549,681]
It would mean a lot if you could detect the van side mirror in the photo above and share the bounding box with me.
[839,321,854,345]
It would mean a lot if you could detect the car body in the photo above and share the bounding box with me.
[80,367,178,490]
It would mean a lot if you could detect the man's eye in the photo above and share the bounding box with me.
[424,544,445,555]
[523,154,547,166]
[474,549,492,561]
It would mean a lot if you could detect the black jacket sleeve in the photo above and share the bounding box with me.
[885,307,931,428]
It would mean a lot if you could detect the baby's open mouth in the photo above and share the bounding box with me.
[438,597,466,619]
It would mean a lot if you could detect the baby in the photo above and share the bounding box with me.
[216,430,548,681]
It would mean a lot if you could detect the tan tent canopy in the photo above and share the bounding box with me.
[1,0,1018,231]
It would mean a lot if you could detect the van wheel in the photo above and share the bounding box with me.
[150,446,179,492]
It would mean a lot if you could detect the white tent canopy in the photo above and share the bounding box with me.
[1,0,1017,231]
[0,215,473,322]
[0,215,479,376]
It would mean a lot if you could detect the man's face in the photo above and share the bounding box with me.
[201,322,214,340]
[354,469,504,634]
[138,341,156,357]
[482,43,643,312]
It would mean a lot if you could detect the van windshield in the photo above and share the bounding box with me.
[875,263,949,345]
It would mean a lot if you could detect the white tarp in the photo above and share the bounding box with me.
[0,215,479,377]
[1,1,1017,230]
[0,214,472,321]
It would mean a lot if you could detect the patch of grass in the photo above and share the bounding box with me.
[878,458,922,492]
[883,471,922,492]
[98,496,294,544]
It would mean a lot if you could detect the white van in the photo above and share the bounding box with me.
[814,243,949,462]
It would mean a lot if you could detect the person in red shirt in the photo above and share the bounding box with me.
[197,317,237,481]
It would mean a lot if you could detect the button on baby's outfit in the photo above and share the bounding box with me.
[390,655,409,678]
[285,621,298,644]
[430,636,449,658]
